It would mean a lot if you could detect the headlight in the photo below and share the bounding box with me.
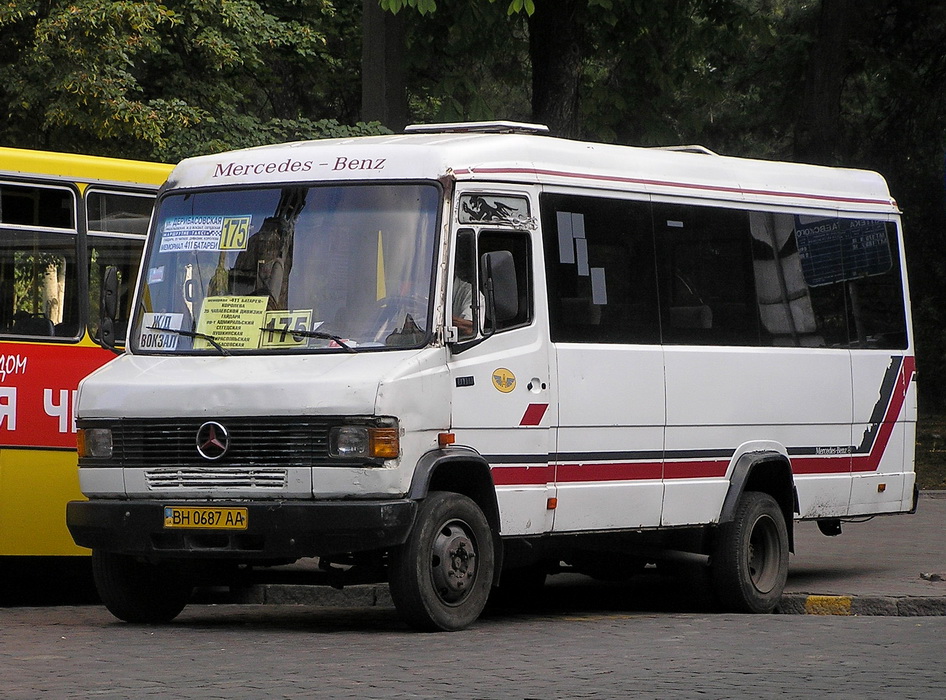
[78,428,113,459]
[329,425,399,460]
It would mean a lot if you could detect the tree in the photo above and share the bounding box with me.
[362,0,409,130]
[0,1,387,161]
[793,0,856,164]
[380,0,764,139]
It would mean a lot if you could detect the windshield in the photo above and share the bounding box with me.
[133,183,440,353]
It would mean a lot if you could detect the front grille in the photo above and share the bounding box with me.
[146,468,287,490]
[109,417,332,469]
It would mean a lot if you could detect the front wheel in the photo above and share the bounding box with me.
[710,491,788,613]
[92,550,192,623]
[388,492,495,631]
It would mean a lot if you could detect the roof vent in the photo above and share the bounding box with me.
[653,144,719,156]
[404,121,550,135]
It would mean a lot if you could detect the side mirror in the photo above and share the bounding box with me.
[480,250,518,325]
[100,266,120,350]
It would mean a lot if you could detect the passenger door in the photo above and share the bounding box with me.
[447,190,557,537]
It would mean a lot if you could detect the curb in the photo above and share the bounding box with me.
[241,584,946,617]
[236,583,394,608]
[778,594,946,617]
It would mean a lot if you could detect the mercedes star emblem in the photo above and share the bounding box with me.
[196,421,229,460]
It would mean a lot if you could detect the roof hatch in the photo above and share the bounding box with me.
[404,121,550,135]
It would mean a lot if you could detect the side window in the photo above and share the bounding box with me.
[451,229,477,340]
[87,190,154,344]
[749,212,907,349]
[479,230,532,333]
[655,203,761,346]
[542,194,659,344]
[749,211,842,348]
[841,221,907,349]
[792,216,907,349]
[450,228,533,339]
[0,183,79,338]
[87,190,155,234]
[0,231,80,338]
[89,235,145,344]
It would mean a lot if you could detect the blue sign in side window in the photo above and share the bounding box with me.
[794,217,892,287]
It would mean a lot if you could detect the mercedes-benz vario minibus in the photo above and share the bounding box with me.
[67,122,916,631]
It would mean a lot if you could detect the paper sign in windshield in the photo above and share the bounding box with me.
[260,310,314,347]
[140,312,184,350]
[195,296,269,349]
[159,215,252,253]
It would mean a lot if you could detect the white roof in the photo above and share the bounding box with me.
[166,130,898,216]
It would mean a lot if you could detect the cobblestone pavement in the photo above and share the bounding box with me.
[2,604,945,699]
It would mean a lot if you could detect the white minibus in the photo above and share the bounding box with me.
[67,122,916,631]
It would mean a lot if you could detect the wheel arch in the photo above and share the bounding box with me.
[408,447,504,581]
[720,450,799,551]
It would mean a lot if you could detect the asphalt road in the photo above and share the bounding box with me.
[1,604,944,699]
[2,495,945,698]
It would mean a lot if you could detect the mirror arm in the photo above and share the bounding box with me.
[481,255,496,339]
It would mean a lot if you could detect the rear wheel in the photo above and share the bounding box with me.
[710,491,788,613]
[388,492,495,631]
[92,550,191,623]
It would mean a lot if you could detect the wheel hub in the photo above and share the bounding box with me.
[747,514,779,593]
[430,520,478,604]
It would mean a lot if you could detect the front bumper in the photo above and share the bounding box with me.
[67,498,417,560]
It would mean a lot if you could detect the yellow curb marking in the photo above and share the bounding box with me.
[804,595,853,615]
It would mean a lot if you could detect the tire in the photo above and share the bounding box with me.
[388,491,495,631]
[92,550,191,623]
[710,491,788,613]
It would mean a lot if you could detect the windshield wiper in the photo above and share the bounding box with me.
[259,328,356,352]
[149,326,230,356]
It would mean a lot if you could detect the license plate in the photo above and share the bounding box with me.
[163,506,248,530]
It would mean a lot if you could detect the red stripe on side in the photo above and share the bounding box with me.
[663,460,730,480]
[519,403,549,426]
[793,355,915,475]
[790,457,852,475]
[491,465,554,486]
[556,462,662,482]
[852,356,916,473]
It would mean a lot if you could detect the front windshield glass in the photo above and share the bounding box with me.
[133,183,440,353]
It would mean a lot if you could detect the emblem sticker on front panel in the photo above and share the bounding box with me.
[492,368,516,393]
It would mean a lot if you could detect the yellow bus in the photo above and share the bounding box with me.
[0,147,172,565]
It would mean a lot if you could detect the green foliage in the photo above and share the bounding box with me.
[0,1,187,150]
[401,0,531,124]
[158,117,391,162]
[381,0,439,14]
[381,0,533,16]
[0,1,379,159]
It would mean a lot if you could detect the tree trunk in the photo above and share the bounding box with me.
[528,0,584,138]
[361,0,409,131]
[793,0,856,164]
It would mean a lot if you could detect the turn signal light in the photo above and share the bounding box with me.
[369,428,400,459]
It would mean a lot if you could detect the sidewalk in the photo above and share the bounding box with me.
[779,491,946,615]
[249,492,946,616]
